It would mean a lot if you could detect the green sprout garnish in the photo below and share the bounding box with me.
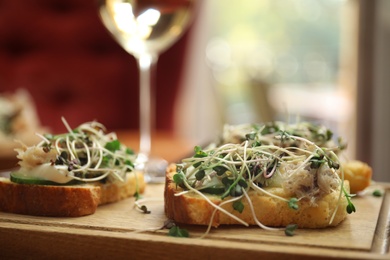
[134,193,151,214]
[373,189,382,197]
[346,203,356,214]
[28,117,136,184]
[195,170,206,180]
[168,225,189,238]
[104,139,121,152]
[233,200,245,213]
[288,198,299,210]
[343,187,356,214]
[173,171,186,189]
[285,224,298,236]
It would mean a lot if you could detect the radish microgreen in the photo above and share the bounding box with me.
[288,198,299,210]
[285,224,298,236]
[373,189,382,197]
[29,117,137,184]
[168,225,189,238]
[233,200,245,213]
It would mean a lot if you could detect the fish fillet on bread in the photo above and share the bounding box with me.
[0,118,145,217]
[165,121,360,230]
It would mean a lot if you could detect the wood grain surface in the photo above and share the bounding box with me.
[0,182,389,259]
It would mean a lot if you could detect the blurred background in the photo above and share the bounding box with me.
[0,0,389,181]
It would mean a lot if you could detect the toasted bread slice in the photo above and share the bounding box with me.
[0,171,145,217]
[341,160,372,193]
[97,171,145,205]
[165,164,349,228]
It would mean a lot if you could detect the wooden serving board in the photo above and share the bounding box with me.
[0,183,389,260]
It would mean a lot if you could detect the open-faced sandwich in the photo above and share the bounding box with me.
[0,89,47,167]
[165,121,372,234]
[0,118,145,217]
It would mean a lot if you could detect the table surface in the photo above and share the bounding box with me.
[0,132,389,259]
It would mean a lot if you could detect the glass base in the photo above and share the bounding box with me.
[135,154,168,183]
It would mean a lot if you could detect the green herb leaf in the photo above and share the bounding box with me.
[101,155,111,167]
[125,159,134,168]
[126,147,134,155]
[233,200,244,213]
[346,203,356,214]
[326,129,333,141]
[343,187,356,214]
[168,225,189,238]
[105,140,121,152]
[310,157,325,169]
[194,146,207,158]
[238,179,248,188]
[373,189,382,197]
[195,170,206,181]
[193,146,207,168]
[222,176,234,187]
[288,198,299,210]
[213,165,227,176]
[173,171,185,188]
[285,224,298,236]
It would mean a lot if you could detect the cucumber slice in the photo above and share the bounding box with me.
[199,186,225,195]
[10,172,81,186]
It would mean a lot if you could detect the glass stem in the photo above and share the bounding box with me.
[137,53,158,163]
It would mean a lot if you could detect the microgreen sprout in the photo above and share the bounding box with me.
[173,170,186,189]
[134,191,151,214]
[285,224,298,236]
[168,225,189,238]
[343,187,356,214]
[373,189,382,197]
[288,198,299,210]
[233,200,245,213]
[33,117,137,184]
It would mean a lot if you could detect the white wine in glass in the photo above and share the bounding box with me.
[98,0,196,182]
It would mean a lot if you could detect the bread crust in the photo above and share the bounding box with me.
[0,177,101,217]
[98,171,146,205]
[341,160,372,193]
[0,171,145,217]
[165,164,349,228]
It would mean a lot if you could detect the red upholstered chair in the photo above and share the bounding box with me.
[0,0,191,133]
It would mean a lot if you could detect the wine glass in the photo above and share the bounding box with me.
[98,0,196,183]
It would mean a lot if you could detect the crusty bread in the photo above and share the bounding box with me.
[341,160,372,194]
[97,171,145,205]
[165,164,349,228]
[0,171,145,217]
[0,177,101,217]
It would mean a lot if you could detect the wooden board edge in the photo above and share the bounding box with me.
[0,222,389,260]
[371,187,390,254]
